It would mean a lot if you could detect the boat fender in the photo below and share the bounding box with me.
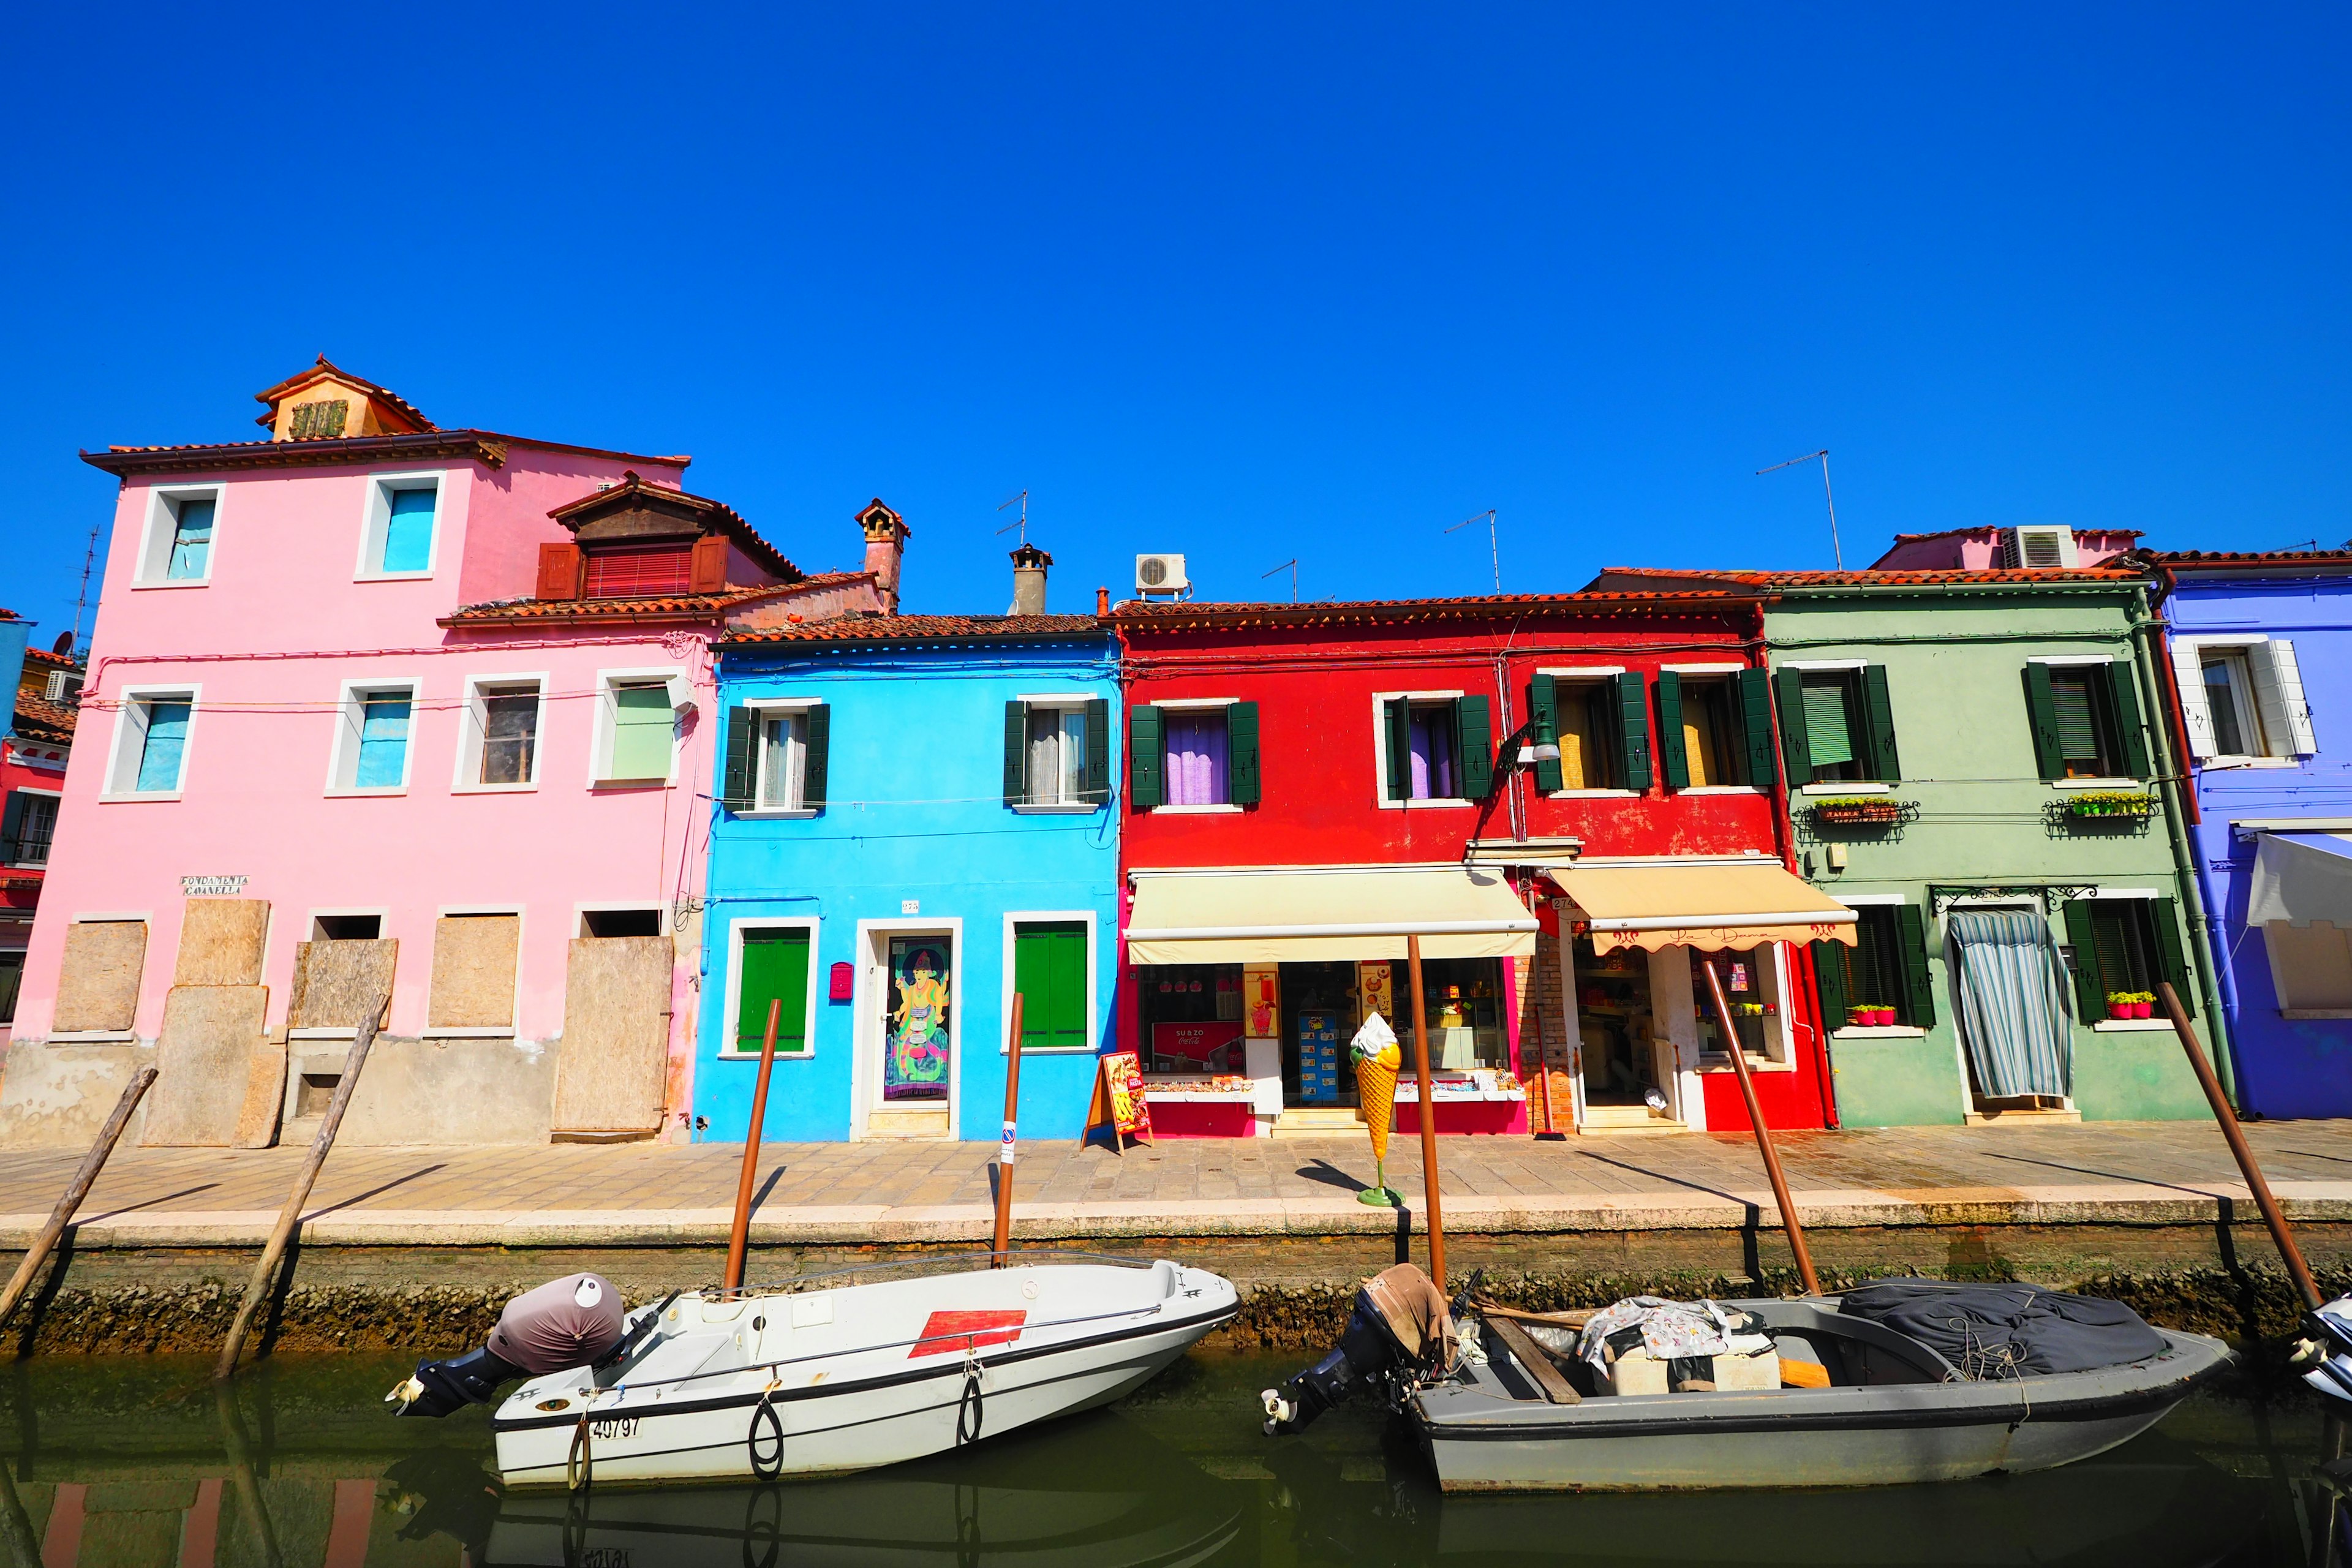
[748,1386,786,1478]
[956,1355,987,1446]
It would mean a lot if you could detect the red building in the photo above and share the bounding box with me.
[1109,593,1853,1137]
[2,639,81,1036]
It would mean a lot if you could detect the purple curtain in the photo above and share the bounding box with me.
[1409,708,1455,799]
[1164,711,1229,805]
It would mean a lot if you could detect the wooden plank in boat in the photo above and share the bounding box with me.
[1483,1313,1581,1404]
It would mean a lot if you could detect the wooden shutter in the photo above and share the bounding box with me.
[1013,921,1089,1050]
[1773,668,1811,786]
[1456,696,1494,801]
[2256,640,2318,755]
[736,930,812,1053]
[1003,701,1028,807]
[722,707,756,810]
[2059,899,2103,1020]
[2149,896,2195,1019]
[1082,699,1111,804]
[1128,704,1164,811]
[536,543,582,600]
[1737,668,1777,790]
[2169,641,2217,759]
[1894,904,1937,1028]
[801,704,830,809]
[1527,675,1563,793]
[1227,701,1262,805]
[1861,665,1901,782]
[1809,940,1849,1035]
[1384,699,1412,801]
[2104,659,2151,780]
[2022,664,2066,781]
[1655,671,1689,791]
[1612,673,1651,792]
[688,534,728,592]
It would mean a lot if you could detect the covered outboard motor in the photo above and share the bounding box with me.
[1262,1263,1457,1434]
[388,1272,626,1418]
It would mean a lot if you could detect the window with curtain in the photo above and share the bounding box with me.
[760,711,807,808]
[1026,706,1088,804]
[1163,709,1229,805]
[167,499,214,581]
[380,487,437,573]
[134,698,191,793]
[477,685,539,785]
[606,682,675,781]
[1553,681,1622,790]
[1800,673,1864,783]
[2200,652,2267,758]
[353,691,412,788]
[2048,668,2118,777]
[1407,701,1458,799]
[1679,677,1744,786]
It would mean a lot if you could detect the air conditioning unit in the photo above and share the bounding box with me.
[2000,526,2079,570]
[1135,553,1190,597]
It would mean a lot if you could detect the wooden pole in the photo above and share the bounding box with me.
[2159,981,2322,1310]
[1406,935,1446,1290]
[724,998,784,1295]
[1698,957,1820,1295]
[216,999,385,1380]
[214,1381,285,1568]
[0,1066,157,1329]
[992,993,1026,1267]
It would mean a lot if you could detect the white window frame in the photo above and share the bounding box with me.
[1000,909,1099,1055]
[133,485,223,588]
[1371,688,1474,810]
[592,669,689,788]
[1149,696,1242,815]
[325,677,423,796]
[355,470,447,581]
[1531,666,1640,800]
[102,684,200,801]
[1016,692,1098,814]
[1659,666,1766,794]
[720,915,823,1060]
[576,903,671,939]
[736,697,821,818]
[452,672,548,793]
[421,903,524,1039]
[5,787,62,867]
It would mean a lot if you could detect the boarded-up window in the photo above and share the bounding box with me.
[1013,921,1088,1051]
[551,935,673,1137]
[53,921,148,1033]
[173,899,270,987]
[427,914,521,1030]
[288,938,397,1030]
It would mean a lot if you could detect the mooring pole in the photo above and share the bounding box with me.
[1700,957,1820,1295]
[725,998,785,1295]
[1406,934,1447,1290]
[992,993,1026,1267]
[0,1066,157,1329]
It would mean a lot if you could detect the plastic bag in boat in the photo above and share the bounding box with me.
[1836,1281,2167,1377]
[1574,1297,1766,1382]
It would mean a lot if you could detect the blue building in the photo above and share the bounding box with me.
[2150,549,2352,1118]
[696,589,1120,1142]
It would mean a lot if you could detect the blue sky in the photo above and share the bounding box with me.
[3,4,2345,644]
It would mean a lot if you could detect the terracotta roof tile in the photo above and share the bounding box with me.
[22,646,80,670]
[722,614,1106,647]
[1108,590,1746,631]
[1588,567,2144,590]
[1887,526,2143,544]
[83,429,690,477]
[2146,548,2352,567]
[549,471,799,580]
[10,693,77,745]
[252,355,434,433]
[440,573,874,630]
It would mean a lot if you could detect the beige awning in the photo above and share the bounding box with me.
[1547,860,1856,954]
[1125,865,1539,967]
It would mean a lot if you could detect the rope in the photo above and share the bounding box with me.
[747,1385,785,1479]
[565,1411,594,1493]
[956,1351,987,1446]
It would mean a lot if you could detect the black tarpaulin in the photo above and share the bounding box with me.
[1838,1281,2168,1378]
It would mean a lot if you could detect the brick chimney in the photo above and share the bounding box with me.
[1010,541,1052,616]
[856,499,910,614]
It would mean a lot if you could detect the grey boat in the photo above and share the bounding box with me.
[1412,1294,2234,1493]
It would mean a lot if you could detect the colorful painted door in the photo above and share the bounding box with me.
[883,935,952,1101]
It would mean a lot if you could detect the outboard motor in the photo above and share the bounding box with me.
[1262,1263,1457,1435]
[2291,1295,2352,1406]
[388,1272,626,1418]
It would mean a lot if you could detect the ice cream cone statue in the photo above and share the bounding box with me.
[1351,1013,1404,1207]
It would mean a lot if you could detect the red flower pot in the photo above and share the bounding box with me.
[2132,1001,2153,1019]
[2108,1003,2130,1020]
[1875,1008,1897,1027]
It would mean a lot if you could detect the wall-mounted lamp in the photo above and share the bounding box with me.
[1515,713,1561,767]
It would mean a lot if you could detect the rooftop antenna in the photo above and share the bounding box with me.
[1261,559,1298,602]
[1447,509,1501,592]
[67,518,100,659]
[993,489,1030,547]
[1757,450,1842,569]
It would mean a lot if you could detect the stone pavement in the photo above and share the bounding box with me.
[4,1118,2352,1250]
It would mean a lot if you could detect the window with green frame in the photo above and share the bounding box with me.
[1011,920,1090,1051]
[1811,904,1936,1029]
[734,928,812,1055]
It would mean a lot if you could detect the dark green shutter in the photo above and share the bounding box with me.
[1774,668,1811,786]
[1385,699,1412,801]
[1128,704,1163,811]
[1613,671,1651,791]
[1003,701,1027,807]
[736,930,812,1053]
[2149,896,2195,1019]
[1655,671,1689,791]
[1080,698,1110,804]
[1456,696,1493,801]
[1861,665,1901,783]
[801,704,829,809]
[1528,674,1563,793]
[2024,665,2065,781]
[720,707,756,810]
[1227,701,1261,805]
[2106,659,2151,780]
[2059,899,2103,1020]
[1810,940,1849,1034]
[1737,668,1776,789]
[0,793,22,861]
[1013,921,1090,1050]
[1895,903,1937,1028]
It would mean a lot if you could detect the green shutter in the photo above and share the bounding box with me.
[2023,664,2066,781]
[1385,699,1412,801]
[1737,668,1776,790]
[2059,899,2103,1020]
[1613,671,1651,791]
[1128,704,1164,812]
[1227,701,1262,805]
[1809,939,1850,1035]
[801,704,829,809]
[1528,674,1563,793]
[1861,665,1901,783]
[1655,671,1689,791]
[2106,659,2151,780]
[2149,896,2195,1019]
[721,707,756,810]
[736,929,812,1054]
[1003,701,1027,807]
[1894,903,1937,1028]
[1801,677,1856,767]
[1774,668,1811,786]
[609,684,674,780]
[1456,696,1493,801]
[1013,921,1090,1050]
[1082,698,1110,804]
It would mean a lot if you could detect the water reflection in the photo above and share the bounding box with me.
[0,1351,2332,1566]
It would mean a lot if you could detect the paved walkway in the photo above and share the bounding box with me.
[4,1120,2352,1248]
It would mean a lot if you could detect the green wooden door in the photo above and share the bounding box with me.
[736,929,812,1054]
[1012,922,1089,1052]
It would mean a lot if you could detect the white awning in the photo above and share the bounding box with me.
[2248,832,2352,926]
[1125,865,1539,966]
[1546,859,1857,953]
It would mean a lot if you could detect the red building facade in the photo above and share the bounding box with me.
[1110,593,1852,1136]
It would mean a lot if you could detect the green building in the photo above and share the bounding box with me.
[1594,537,2225,1126]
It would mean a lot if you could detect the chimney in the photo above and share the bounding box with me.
[1096,586,1110,617]
[856,499,910,615]
[1010,542,1052,616]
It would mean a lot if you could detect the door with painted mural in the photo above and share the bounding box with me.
[883,935,953,1102]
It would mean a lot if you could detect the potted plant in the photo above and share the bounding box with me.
[2105,990,2158,1020]
[2067,791,2157,821]
[1849,1003,1896,1027]
[2130,990,2156,1019]
[1813,796,1907,826]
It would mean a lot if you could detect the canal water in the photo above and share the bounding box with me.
[0,1349,2342,1566]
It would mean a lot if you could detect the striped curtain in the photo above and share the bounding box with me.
[1947,910,2072,1099]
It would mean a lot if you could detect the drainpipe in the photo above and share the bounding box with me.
[2130,584,2236,1101]
[1749,595,1839,1129]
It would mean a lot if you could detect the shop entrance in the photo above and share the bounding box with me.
[1574,935,1662,1107]
[1278,961,1358,1107]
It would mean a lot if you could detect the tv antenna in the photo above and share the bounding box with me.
[1757,450,1842,569]
[1447,509,1500,592]
[993,489,1030,546]
[67,518,100,659]
[1261,559,1299,602]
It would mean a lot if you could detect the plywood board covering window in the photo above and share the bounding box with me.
[173,899,270,987]
[143,986,270,1148]
[288,940,397,1029]
[53,921,148,1032]
[428,914,520,1030]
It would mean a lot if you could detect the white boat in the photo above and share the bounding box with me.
[488,1255,1238,1488]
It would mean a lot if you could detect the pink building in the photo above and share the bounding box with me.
[4,360,887,1147]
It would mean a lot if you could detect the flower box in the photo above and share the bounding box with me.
[2067,792,2157,821]
[1812,797,1907,826]
[1847,1005,1898,1028]
[2105,992,2156,1020]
